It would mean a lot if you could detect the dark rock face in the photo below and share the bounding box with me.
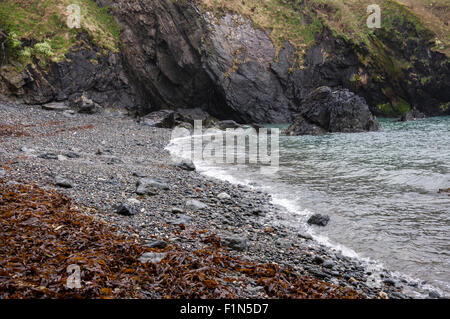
[0,32,137,111]
[2,1,449,122]
[398,109,426,122]
[371,21,450,117]
[285,87,381,135]
[111,0,296,123]
[109,0,449,121]
[284,115,327,136]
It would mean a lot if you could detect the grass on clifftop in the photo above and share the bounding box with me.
[399,0,450,55]
[196,0,449,60]
[197,0,324,59]
[0,0,119,67]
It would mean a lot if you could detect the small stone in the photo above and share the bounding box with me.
[307,214,330,227]
[275,238,290,248]
[107,156,123,165]
[308,269,330,280]
[323,260,335,269]
[72,93,102,114]
[57,155,67,161]
[217,192,231,200]
[132,171,147,178]
[138,252,167,264]
[96,149,113,155]
[429,290,441,299]
[136,178,170,195]
[63,110,76,117]
[115,203,137,216]
[379,291,389,299]
[168,214,192,225]
[222,236,248,251]
[38,152,58,160]
[313,256,324,264]
[383,278,396,286]
[65,151,80,159]
[0,168,5,178]
[127,198,141,205]
[171,207,185,214]
[298,232,313,240]
[55,176,73,188]
[251,208,266,216]
[42,102,68,111]
[176,159,196,171]
[20,146,35,155]
[185,199,208,210]
[144,240,168,249]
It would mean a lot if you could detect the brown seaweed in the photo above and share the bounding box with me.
[0,178,366,299]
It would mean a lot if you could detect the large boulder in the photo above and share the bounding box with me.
[285,87,381,135]
[70,93,102,114]
[175,108,217,127]
[141,110,178,128]
[141,108,216,129]
[398,109,426,122]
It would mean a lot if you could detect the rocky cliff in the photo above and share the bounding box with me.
[0,0,137,110]
[0,0,449,123]
[285,86,381,135]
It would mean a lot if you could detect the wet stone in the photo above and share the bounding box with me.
[38,152,58,160]
[55,176,73,189]
[115,203,137,216]
[144,240,168,249]
[307,214,330,227]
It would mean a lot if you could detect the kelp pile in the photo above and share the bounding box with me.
[141,235,365,299]
[0,178,366,299]
[0,178,148,298]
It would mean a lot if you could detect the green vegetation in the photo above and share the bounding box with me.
[0,0,119,68]
[420,76,432,86]
[377,98,411,116]
[440,102,450,112]
[197,0,325,60]
[197,0,448,65]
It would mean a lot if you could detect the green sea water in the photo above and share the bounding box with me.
[169,116,450,295]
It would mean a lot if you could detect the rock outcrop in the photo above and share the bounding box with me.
[285,87,381,135]
[0,32,137,111]
[106,0,450,121]
[1,0,449,123]
[112,0,296,123]
[398,109,427,122]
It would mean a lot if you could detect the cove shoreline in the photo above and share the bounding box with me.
[0,99,435,299]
